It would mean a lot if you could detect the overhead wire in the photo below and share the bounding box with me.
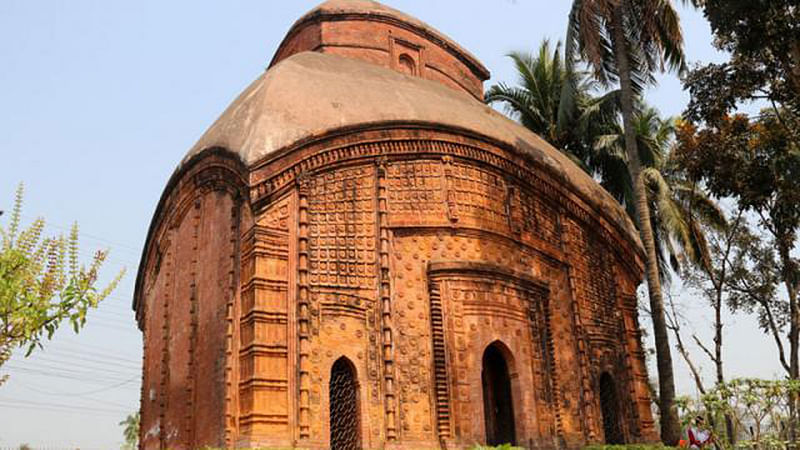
[36,344,141,365]
[4,358,138,377]
[6,211,142,254]
[3,361,138,380]
[0,398,129,415]
[41,338,140,357]
[12,375,139,397]
[13,352,140,371]
[2,366,134,384]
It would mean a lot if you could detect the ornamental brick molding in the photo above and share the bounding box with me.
[133,1,657,448]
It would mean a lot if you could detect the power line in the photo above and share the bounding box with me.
[0,402,128,419]
[82,314,135,329]
[43,339,140,357]
[81,322,139,334]
[2,366,134,385]
[2,388,136,410]
[90,308,134,320]
[37,345,141,365]
[0,398,130,415]
[13,375,139,397]
[6,211,142,253]
[17,353,140,371]
[5,359,139,377]
[3,364,137,383]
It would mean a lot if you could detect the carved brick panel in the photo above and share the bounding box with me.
[302,164,383,448]
[307,166,377,291]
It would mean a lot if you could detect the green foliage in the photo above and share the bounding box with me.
[486,39,620,172]
[489,41,723,284]
[120,411,140,450]
[469,445,524,450]
[565,0,689,443]
[676,113,800,377]
[685,0,800,126]
[593,106,726,282]
[677,378,800,449]
[0,184,124,383]
[584,445,678,450]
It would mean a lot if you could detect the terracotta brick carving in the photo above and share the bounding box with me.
[133,1,657,448]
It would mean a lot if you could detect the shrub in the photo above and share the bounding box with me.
[584,445,679,450]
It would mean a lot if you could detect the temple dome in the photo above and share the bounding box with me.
[182,50,641,246]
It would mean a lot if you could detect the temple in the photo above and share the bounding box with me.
[133,1,658,448]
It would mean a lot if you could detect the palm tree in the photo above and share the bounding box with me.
[486,39,620,172]
[564,0,687,443]
[489,43,723,282]
[594,107,726,279]
[119,411,140,450]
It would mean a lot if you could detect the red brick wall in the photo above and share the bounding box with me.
[193,190,239,446]
[137,153,247,449]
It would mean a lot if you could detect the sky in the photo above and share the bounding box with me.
[0,1,785,448]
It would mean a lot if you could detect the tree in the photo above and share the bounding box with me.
[486,39,620,170]
[670,205,768,444]
[680,2,800,443]
[593,107,726,281]
[677,378,800,448]
[685,0,800,127]
[120,411,140,450]
[675,112,800,444]
[565,0,687,442]
[489,45,723,282]
[0,184,124,383]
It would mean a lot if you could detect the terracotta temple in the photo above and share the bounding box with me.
[133,1,658,448]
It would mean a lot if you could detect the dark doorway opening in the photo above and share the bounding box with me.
[599,372,624,444]
[482,342,516,446]
[330,357,360,450]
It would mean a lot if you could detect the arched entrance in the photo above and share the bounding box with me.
[330,357,360,450]
[599,372,624,444]
[482,342,516,446]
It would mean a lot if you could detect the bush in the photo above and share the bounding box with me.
[677,378,800,449]
[469,445,524,450]
[584,446,678,450]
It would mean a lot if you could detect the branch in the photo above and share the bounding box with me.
[759,297,791,375]
[666,293,707,394]
[693,333,717,364]
[757,210,777,239]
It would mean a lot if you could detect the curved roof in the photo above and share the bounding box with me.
[183,51,641,247]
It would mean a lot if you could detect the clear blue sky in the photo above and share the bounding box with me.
[0,1,782,448]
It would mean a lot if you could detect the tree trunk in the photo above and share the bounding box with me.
[789,43,800,98]
[714,291,735,444]
[778,240,799,448]
[611,6,680,445]
[713,215,738,446]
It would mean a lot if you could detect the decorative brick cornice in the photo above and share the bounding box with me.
[248,124,644,280]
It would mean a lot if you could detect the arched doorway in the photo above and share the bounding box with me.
[482,342,516,446]
[599,372,624,444]
[330,357,360,450]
